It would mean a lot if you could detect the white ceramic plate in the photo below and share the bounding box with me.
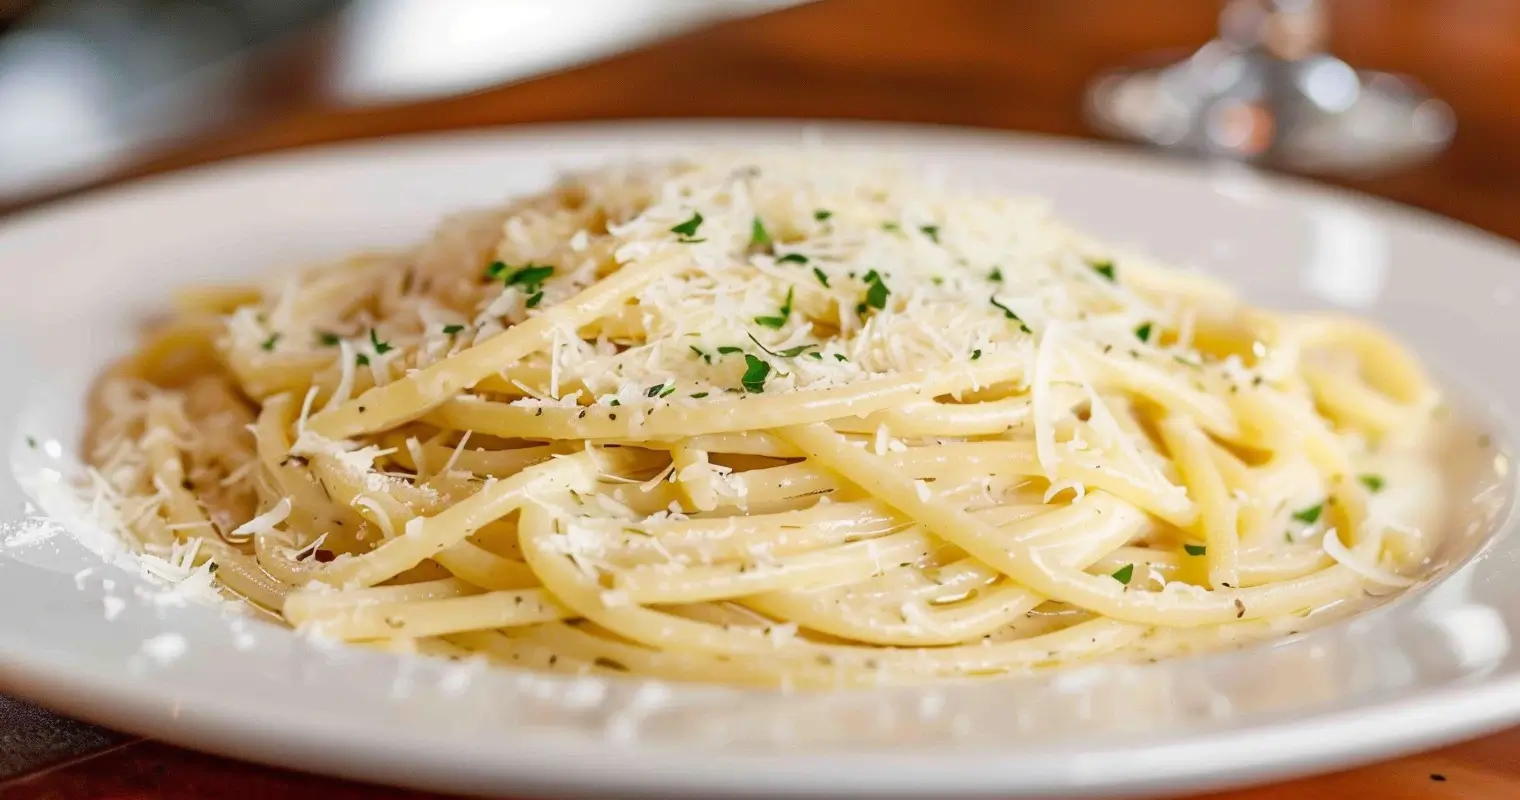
[1,122,1518,799]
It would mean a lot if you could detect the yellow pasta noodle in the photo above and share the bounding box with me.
[81,151,1449,687]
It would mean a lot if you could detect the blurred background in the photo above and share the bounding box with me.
[1,0,1518,238]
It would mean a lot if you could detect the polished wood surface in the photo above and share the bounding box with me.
[4,0,1520,797]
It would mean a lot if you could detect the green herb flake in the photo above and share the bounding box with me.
[1091,259,1117,282]
[814,209,833,222]
[690,345,712,364]
[369,328,393,354]
[971,349,982,360]
[988,267,1003,283]
[525,291,545,308]
[1292,503,1324,524]
[1359,474,1386,493]
[25,436,37,449]
[812,267,830,287]
[442,324,465,336]
[261,333,281,352]
[755,287,794,329]
[658,384,677,398]
[749,216,772,248]
[882,221,901,232]
[834,353,848,362]
[356,354,370,367]
[484,261,508,279]
[741,354,771,393]
[1112,564,1134,585]
[717,346,743,355]
[671,211,705,242]
[919,224,940,243]
[775,343,817,358]
[317,331,341,347]
[505,264,555,291]
[777,253,809,265]
[609,399,621,406]
[1184,544,1207,556]
[989,296,1031,333]
[690,392,709,399]
[862,271,890,312]
[808,352,824,360]
[1135,322,1153,343]
[645,384,666,398]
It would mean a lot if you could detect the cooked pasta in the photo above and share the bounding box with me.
[82,152,1451,687]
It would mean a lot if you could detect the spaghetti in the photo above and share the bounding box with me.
[82,152,1448,687]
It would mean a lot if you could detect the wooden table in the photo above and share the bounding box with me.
[3,1,1519,797]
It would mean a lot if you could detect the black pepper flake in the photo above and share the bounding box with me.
[577,409,587,419]
[535,408,543,417]
[357,406,367,413]
[1430,774,1447,782]
[609,413,617,421]
[1234,598,1246,618]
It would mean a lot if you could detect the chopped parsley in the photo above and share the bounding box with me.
[659,384,677,398]
[356,353,370,367]
[690,392,709,399]
[442,324,465,335]
[755,287,794,329]
[919,224,940,243]
[609,399,621,406]
[834,353,848,362]
[1359,474,1385,493]
[741,355,771,393]
[1174,354,1201,368]
[369,328,392,354]
[484,261,508,279]
[316,331,341,347]
[25,436,37,449]
[882,221,901,232]
[525,291,545,308]
[646,384,666,398]
[1111,564,1134,585]
[812,267,830,287]
[504,264,554,291]
[989,296,1031,333]
[814,209,833,221]
[1090,259,1117,282]
[1184,543,1207,556]
[808,351,824,360]
[858,269,890,314]
[690,346,712,364]
[746,332,812,358]
[670,212,705,243]
[749,217,772,248]
[1135,322,1153,343]
[1291,503,1324,524]
[260,333,281,352]
[971,349,982,360]
[988,267,1003,283]
[777,253,809,265]
[717,346,743,355]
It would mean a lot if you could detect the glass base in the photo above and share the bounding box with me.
[1085,42,1455,176]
